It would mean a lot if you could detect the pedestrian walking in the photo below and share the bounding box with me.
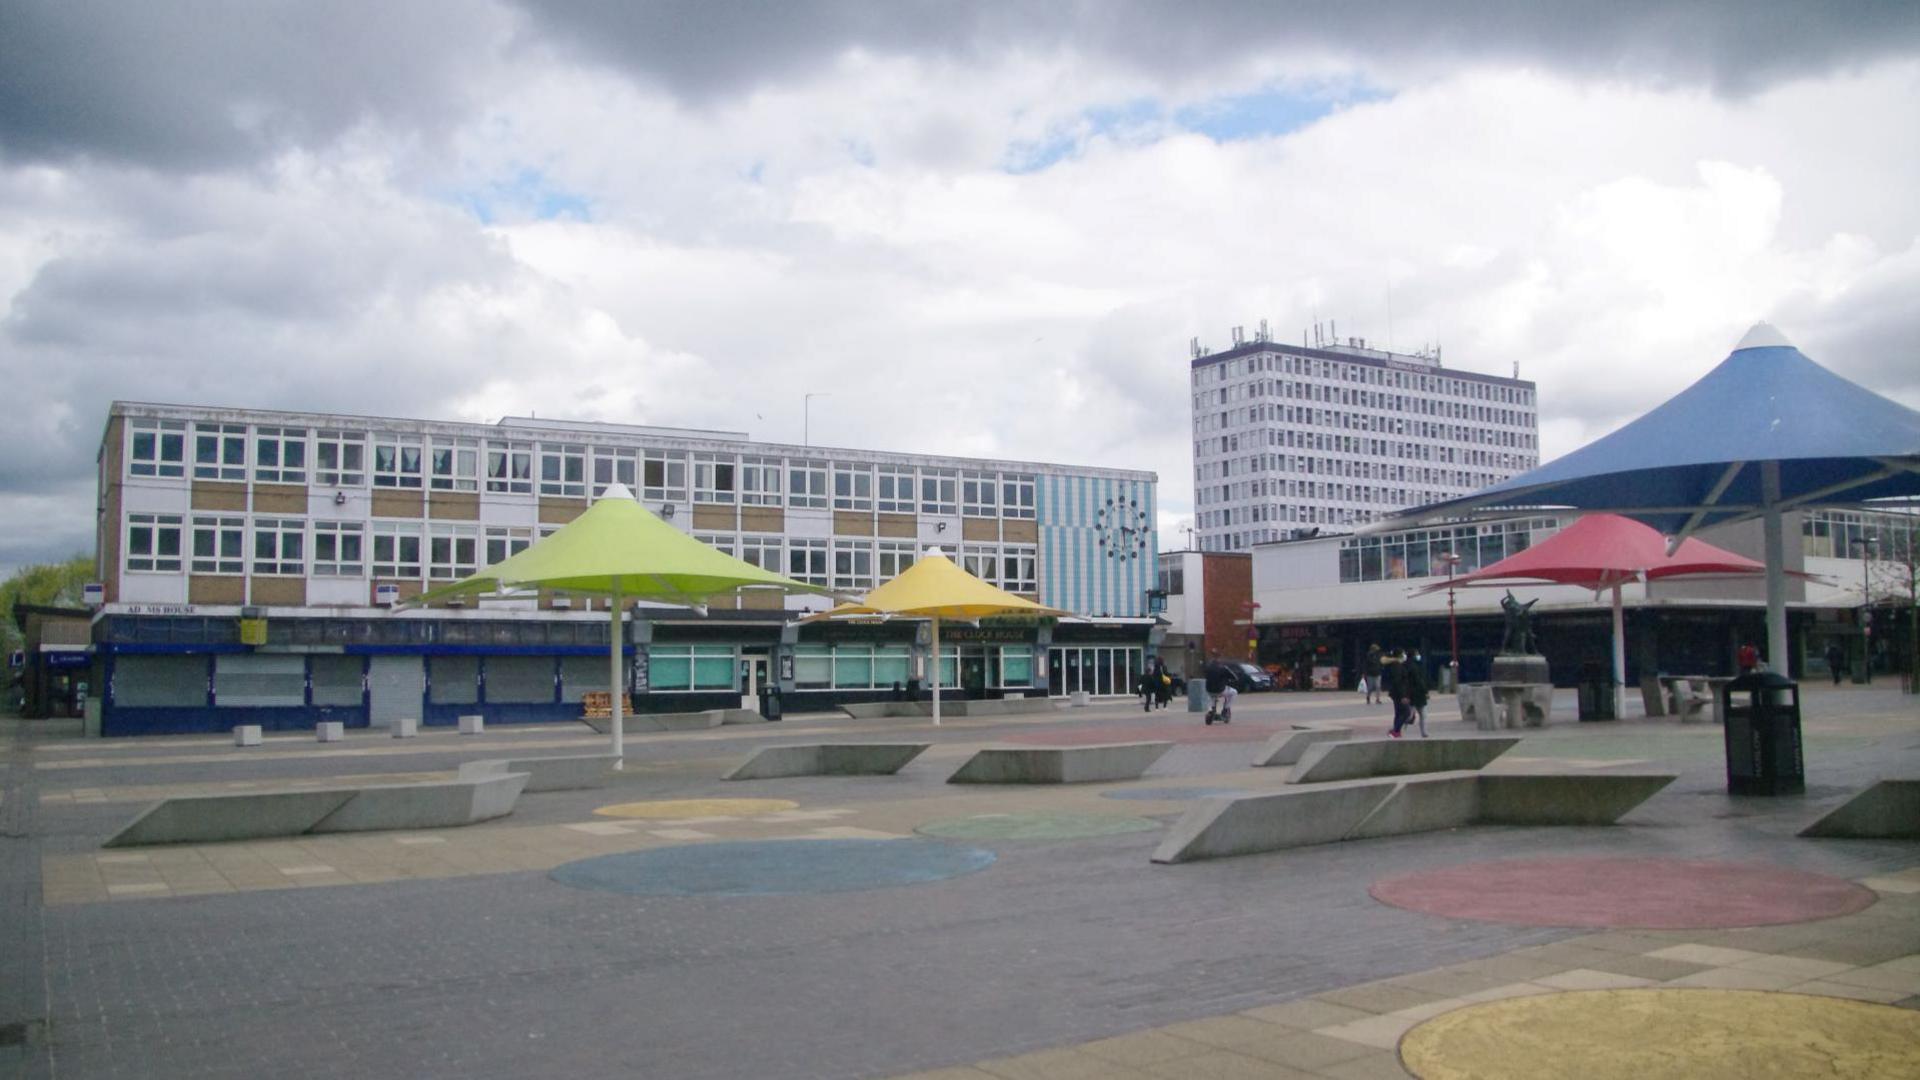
[1403,651,1431,737]
[1362,644,1384,705]
[1824,641,1846,685]
[1382,651,1409,737]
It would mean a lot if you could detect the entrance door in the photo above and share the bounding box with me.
[739,654,769,707]
[960,648,988,699]
[367,655,424,729]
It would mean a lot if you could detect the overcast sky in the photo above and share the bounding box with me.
[3,1,1918,578]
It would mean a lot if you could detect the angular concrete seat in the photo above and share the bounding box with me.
[722,743,930,780]
[1798,779,1920,839]
[947,742,1173,784]
[458,753,620,792]
[1252,724,1355,767]
[1152,770,1675,863]
[105,773,529,848]
[1286,736,1520,784]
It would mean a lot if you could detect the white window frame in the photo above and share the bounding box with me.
[538,444,587,498]
[877,540,916,581]
[961,471,997,517]
[738,534,782,572]
[485,440,533,494]
[694,532,737,557]
[787,459,828,509]
[251,517,306,576]
[313,521,365,577]
[253,426,309,484]
[1002,544,1037,593]
[126,513,184,573]
[832,463,873,511]
[642,450,688,502]
[786,537,828,585]
[428,523,478,581]
[961,544,999,585]
[127,419,186,479]
[372,433,423,489]
[483,525,532,566]
[739,455,783,506]
[693,452,736,504]
[314,430,367,487]
[371,521,424,580]
[592,446,637,496]
[190,514,246,575]
[832,539,873,590]
[430,437,480,492]
[919,468,957,515]
[1002,476,1036,519]
[876,466,915,513]
[192,423,248,481]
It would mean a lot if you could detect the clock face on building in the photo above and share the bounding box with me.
[1095,497,1149,560]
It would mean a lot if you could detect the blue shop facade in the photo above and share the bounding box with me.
[88,606,1159,737]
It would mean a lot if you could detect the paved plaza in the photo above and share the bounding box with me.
[2,685,1917,1079]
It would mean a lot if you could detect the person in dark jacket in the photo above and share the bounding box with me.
[1362,644,1384,704]
[1203,660,1237,723]
[1402,651,1431,737]
[1381,652,1408,737]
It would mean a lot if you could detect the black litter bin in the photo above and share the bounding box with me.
[906,677,921,702]
[758,685,783,722]
[1576,661,1616,721]
[1720,671,1802,795]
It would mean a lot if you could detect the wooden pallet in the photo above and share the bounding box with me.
[580,692,634,720]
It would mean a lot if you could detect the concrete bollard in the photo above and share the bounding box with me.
[316,721,344,743]
[458,714,485,735]
[392,717,418,738]
[1069,691,1090,707]
[233,725,262,747]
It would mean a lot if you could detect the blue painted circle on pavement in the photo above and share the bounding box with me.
[1100,787,1254,801]
[550,839,997,897]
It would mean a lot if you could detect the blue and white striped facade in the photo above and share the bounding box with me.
[1039,473,1157,618]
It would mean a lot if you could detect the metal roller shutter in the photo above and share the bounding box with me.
[559,656,606,702]
[114,655,207,707]
[367,656,424,726]
[486,656,555,704]
[215,654,305,708]
[310,655,364,707]
[429,656,479,705]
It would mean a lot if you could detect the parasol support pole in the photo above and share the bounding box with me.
[1762,462,1789,674]
[930,615,942,726]
[1611,584,1627,692]
[610,584,624,765]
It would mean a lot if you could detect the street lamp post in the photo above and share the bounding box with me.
[1438,551,1462,693]
[1854,535,1877,684]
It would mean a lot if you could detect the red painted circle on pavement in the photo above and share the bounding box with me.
[1371,857,1876,929]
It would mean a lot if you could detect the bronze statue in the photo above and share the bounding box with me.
[1499,591,1539,655]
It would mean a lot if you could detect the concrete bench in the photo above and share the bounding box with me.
[582,708,761,734]
[723,743,930,781]
[458,714,485,735]
[104,773,529,847]
[316,722,344,743]
[1798,779,1920,839]
[1251,724,1355,767]
[1286,736,1521,784]
[948,742,1174,784]
[458,753,620,793]
[1458,684,1496,729]
[1152,770,1676,864]
[233,725,262,747]
[392,717,419,738]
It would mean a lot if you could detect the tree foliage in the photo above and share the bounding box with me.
[2,555,94,654]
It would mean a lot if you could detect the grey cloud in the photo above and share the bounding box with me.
[0,0,504,170]
[512,0,1920,102]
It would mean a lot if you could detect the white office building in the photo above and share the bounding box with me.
[1190,327,1540,552]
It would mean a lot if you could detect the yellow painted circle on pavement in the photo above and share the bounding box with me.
[593,798,798,820]
[1400,989,1920,1080]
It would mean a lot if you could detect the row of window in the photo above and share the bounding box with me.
[126,513,1040,592]
[124,418,1040,515]
[1194,350,1535,407]
[1335,518,1560,583]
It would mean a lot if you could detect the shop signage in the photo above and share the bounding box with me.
[82,583,104,606]
[939,627,1032,644]
[123,604,198,616]
[1311,665,1340,690]
[632,652,650,694]
[45,651,92,669]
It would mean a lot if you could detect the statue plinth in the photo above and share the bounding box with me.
[1490,654,1550,684]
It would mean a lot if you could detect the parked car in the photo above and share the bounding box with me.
[1229,663,1275,692]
